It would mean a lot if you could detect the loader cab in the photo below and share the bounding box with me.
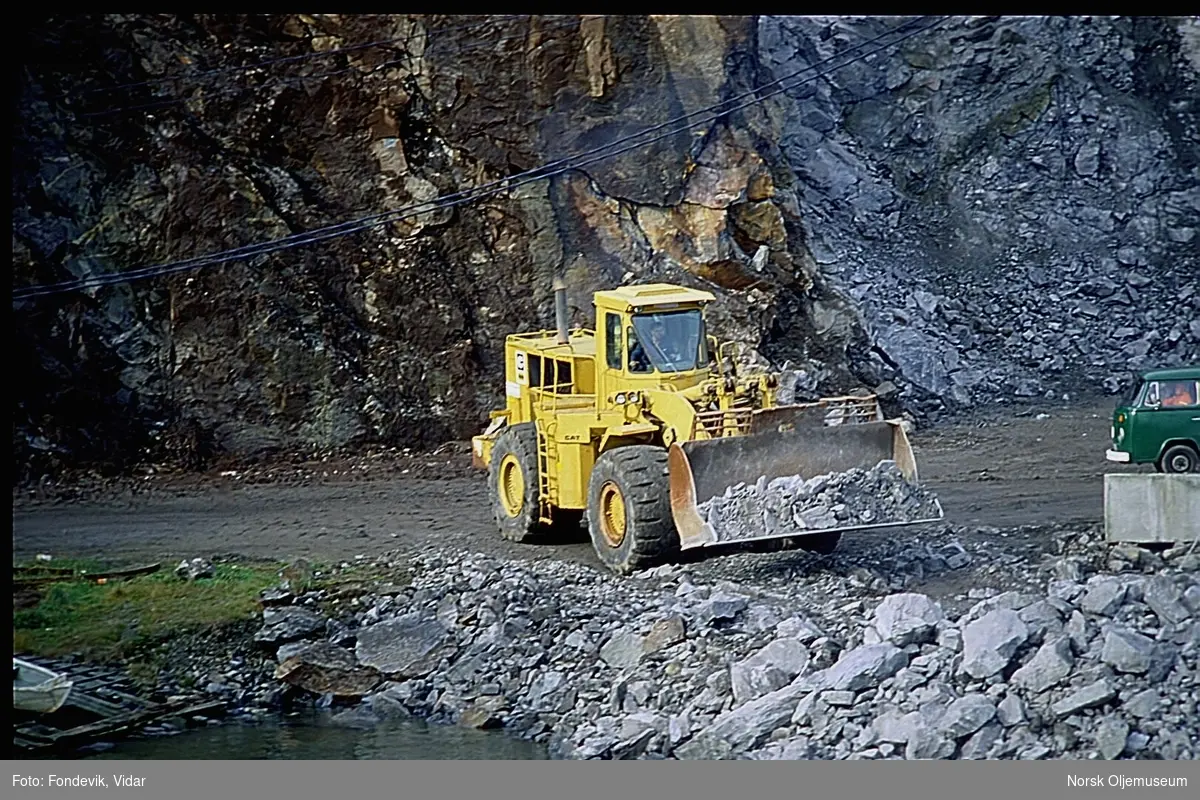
[593,284,717,406]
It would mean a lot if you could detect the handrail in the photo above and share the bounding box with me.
[509,328,596,341]
[531,384,595,416]
[692,407,753,438]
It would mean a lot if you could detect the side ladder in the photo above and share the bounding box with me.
[534,418,559,525]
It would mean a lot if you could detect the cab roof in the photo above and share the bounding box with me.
[1141,365,1200,382]
[593,283,716,312]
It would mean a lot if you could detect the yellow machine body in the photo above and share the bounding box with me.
[472,283,939,557]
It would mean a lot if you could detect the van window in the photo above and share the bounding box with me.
[1143,381,1161,407]
[1159,380,1198,408]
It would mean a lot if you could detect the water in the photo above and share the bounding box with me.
[82,712,549,760]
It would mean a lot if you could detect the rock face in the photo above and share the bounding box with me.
[253,607,326,646]
[729,638,809,704]
[871,592,945,646]
[1010,636,1073,693]
[13,15,1200,477]
[1100,629,1156,674]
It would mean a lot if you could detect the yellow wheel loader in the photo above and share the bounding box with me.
[471,280,943,574]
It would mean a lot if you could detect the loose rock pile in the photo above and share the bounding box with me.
[759,15,1200,415]
[250,526,1198,760]
[697,461,943,543]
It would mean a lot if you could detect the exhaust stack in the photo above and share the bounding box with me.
[553,276,569,345]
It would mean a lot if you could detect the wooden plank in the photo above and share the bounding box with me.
[49,707,172,743]
[13,735,50,750]
[85,563,162,581]
[12,562,161,586]
[49,699,225,744]
[66,692,127,718]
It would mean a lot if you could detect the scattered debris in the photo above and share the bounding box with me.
[12,656,226,753]
[241,523,1198,760]
[175,558,214,581]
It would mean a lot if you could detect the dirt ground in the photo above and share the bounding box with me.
[12,396,1144,571]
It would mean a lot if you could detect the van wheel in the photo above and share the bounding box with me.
[1159,444,1200,474]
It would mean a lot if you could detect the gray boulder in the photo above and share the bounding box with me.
[254,606,326,646]
[730,637,810,704]
[1010,636,1074,693]
[872,593,945,646]
[1100,628,1155,674]
[355,613,455,678]
[822,643,910,692]
[961,610,1029,679]
[675,678,812,759]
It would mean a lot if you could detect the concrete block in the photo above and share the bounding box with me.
[1104,474,1200,543]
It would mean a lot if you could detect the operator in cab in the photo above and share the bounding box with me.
[629,318,686,373]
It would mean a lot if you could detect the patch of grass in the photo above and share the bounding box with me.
[12,562,281,662]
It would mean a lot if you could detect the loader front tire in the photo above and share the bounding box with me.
[489,423,545,543]
[586,446,680,575]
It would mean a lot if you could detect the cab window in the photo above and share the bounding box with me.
[628,327,652,374]
[604,313,622,370]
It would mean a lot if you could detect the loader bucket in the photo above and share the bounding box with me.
[667,416,942,551]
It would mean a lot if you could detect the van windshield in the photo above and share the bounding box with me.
[1118,381,1142,408]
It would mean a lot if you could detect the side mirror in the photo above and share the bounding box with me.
[706,335,719,365]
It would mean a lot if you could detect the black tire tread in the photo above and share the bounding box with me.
[488,423,544,544]
[586,445,680,574]
[1160,443,1200,474]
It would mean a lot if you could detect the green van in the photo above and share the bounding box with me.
[1107,365,1200,473]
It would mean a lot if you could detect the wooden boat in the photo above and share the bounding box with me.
[13,658,74,714]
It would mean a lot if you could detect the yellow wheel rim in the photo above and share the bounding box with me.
[498,454,525,518]
[599,481,627,547]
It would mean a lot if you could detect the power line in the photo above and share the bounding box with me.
[13,16,946,302]
[59,15,536,101]
[15,16,943,300]
[75,17,581,119]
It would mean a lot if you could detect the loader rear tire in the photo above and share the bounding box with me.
[586,446,680,575]
[489,423,546,544]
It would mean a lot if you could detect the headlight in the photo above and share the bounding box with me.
[628,391,639,404]
[615,393,626,405]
